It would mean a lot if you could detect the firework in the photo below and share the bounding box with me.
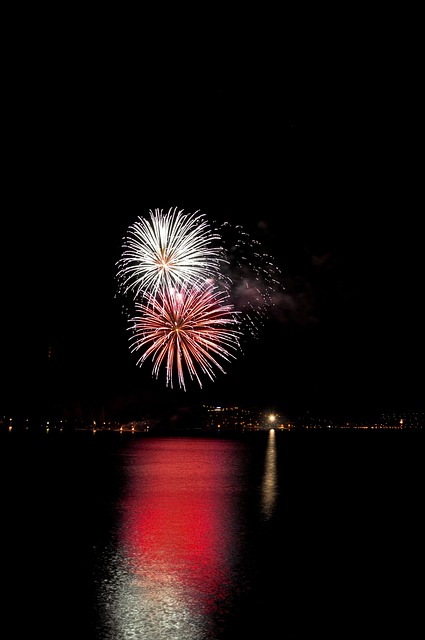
[128,283,241,391]
[116,207,284,391]
[116,207,226,300]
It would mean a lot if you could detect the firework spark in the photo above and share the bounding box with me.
[128,283,241,391]
[213,222,284,340]
[116,207,226,300]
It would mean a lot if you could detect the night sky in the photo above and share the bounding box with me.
[2,21,422,422]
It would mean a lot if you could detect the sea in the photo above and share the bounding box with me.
[1,428,422,639]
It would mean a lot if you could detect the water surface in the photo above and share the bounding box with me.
[1,429,422,638]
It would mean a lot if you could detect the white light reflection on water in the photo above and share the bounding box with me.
[96,437,250,639]
[260,429,278,520]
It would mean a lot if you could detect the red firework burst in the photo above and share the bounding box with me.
[128,283,241,390]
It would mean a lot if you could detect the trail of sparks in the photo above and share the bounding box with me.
[116,207,226,300]
[128,284,242,391]
[213,222,283,340]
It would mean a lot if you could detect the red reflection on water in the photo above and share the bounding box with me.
[119,438,242,619]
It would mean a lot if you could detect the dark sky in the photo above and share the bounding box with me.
[2,19,422,422]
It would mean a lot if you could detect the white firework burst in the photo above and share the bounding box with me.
[116,207,226,300]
